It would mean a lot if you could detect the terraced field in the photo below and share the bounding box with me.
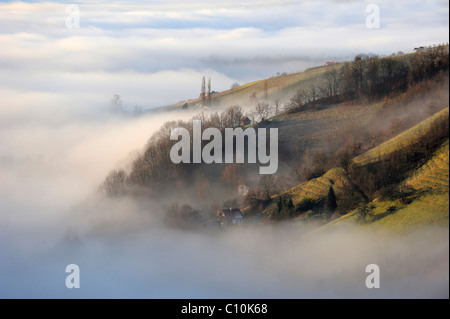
[352,107,449,166]
[322,193,449,233]
[403,139,449,192]
[282,167,365,205]
[273,101,385,152]
[320,141,449,233]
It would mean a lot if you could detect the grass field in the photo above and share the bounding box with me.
[272,101,385,153]
[322,139,449,233]
[352,107,449,166]
[323,193,449,234]
[403,139,449,193]
[166,62,345,110]
[164,51,419,112]
[271,167,366,208]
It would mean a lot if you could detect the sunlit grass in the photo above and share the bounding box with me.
[403,139,449,192]
[352,108,449,166]
[278,167,365,206]
[167,63,345,110]
[324,193,449,234]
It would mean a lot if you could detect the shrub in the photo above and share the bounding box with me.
[295,197,317,212]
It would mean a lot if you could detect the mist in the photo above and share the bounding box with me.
[0,0,449,299]
[0,107,448,298]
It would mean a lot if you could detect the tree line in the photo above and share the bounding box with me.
[286,45,449,113]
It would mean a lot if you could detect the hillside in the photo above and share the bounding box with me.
[163,46,448,113]
[166,65,340,112]
[260,167,365,221]
[403,139,449,193]
[352,108,449,166]
[318,138,449,233]
[165,63,343,111]
[282,167,365,206]
[320,193,449,234]
[257,103,449,225]
[102,45,449,233]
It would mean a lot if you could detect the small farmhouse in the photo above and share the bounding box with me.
[414,46,426,52]
[217,208,244,227]
[240,116,251,126]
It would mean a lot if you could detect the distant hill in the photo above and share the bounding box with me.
[103,44,449,232]
[165,63,342,111]
[162,46,448,113]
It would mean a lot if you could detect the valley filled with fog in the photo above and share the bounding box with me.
[1,0,448,299]
[0,107,447,298]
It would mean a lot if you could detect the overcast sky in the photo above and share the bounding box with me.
[0,0,448,111]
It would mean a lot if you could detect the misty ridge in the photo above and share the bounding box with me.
[0,46,449,298]
[99,48,449,228]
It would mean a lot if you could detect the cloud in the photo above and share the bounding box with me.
[0,0,448,108]
[0,0,448,298]
[0,94,447,298]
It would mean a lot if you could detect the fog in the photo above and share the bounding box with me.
[0,107,448,299]
[1,0,448,109]
[0,0,448,299]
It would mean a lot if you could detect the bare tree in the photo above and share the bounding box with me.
[258,175,278,200]
[208,112,222,130]
[324,68,339,97]
[103,169,127,197]
[273,99,281,115]
[288,89,306,110]
[352,55,369,97]
[264,81,268,100]
[245,109,257,125]
[110,94,124,113]
[221,105,243,128]
[309,85,317,102]
[255,102,270,121]
[243,189,262,211]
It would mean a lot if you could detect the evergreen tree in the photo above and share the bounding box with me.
[276,196,283,212]
[286,198,295,218]
[326,186,337,212]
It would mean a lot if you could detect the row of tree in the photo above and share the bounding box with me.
[285,46,449,113]
[102,105,257,197]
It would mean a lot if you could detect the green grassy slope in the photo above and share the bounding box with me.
[352,108,449,166]
[286,167,361,201]
[322,140,449,233]
[164,51,421,112]
[165,60,348,110]
[260,167,366,215]
[403,139,449,193]
[167,64,343,110]
[323,193,449,233]
[273,101,385,152]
